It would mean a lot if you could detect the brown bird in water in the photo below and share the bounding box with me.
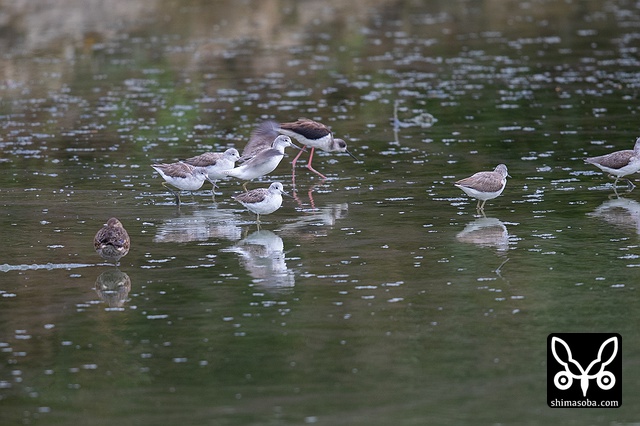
[94,217,131,264]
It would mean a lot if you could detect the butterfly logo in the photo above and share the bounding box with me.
[551,335,618,397]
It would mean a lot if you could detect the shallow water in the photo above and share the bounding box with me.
[1,1,640,424]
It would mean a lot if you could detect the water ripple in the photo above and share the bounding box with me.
[0,262,95,272]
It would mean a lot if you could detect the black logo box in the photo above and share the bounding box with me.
[547,333,621,408]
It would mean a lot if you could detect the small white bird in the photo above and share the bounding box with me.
[584,137,640,189]
[182,148,240,196]
[454,164,510,211]
[233,182,290,224]
[151,162,214,205]
[225,135,301,191]
[183,148,240,183]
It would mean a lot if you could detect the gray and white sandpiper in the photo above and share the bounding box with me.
[183,148,240,195]
[151,161,214,205]
[454,164,510,211]
[94,217,131,264]
[276,118,357,179]
[584,137,640,190]
[233,182,291,224]
[224,135,300,191]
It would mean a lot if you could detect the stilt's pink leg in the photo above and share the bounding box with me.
[306,147,327,179]
[291,148,306,189]
[292,148,305,168]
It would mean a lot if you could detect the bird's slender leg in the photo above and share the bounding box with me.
[291,148,305,169]
[162,182,181,206]
[242,182,249,192]
[475,200,487,217]
[211,180,218,200]
[306,147,327,179]
[291,147,307,190]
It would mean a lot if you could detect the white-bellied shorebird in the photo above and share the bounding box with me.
[455,164,510,211]
[225,135,301,191]
[183,148,240,197]
[151,162,214,205]
[233,182,291,224]
[584,137,640,190]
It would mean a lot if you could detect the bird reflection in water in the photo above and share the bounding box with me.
[588,195,640,234]
[292,180,340,211]
[225,230,294,290]
[279,203,349,239]
[95,269,131,308]
[154,209,242,243]
[456,217,511,277]
[456,217,510,252]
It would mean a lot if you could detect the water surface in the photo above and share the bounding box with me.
[1,1,640,425]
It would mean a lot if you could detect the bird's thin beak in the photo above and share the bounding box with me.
[281,190,293,198]
[293,143,307,152]
[207,178,219,189]
[346,150,358,161]
[507,173,512,178]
